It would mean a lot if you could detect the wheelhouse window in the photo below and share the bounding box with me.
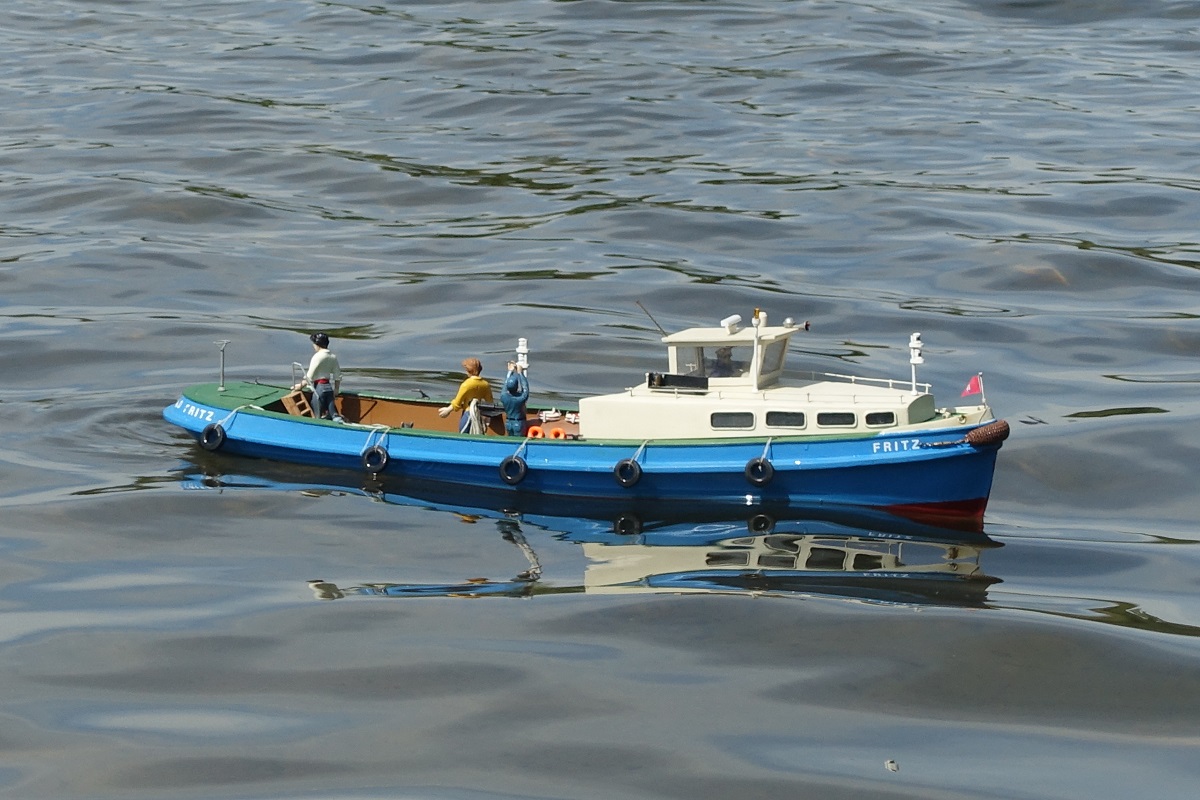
[760,339,786,374]
[677,346,705,376]
[865,411,896,427]
[766,411,806,428]
[816,412,856,427]
[711,412,754,429]
[703,345,749,378]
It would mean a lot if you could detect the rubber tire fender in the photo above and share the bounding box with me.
[499,455,528,485]
[747,513,776,534]
[745,456,774,487]
[362,445,389,473]
[613,458,642,488]
[613,514,643,536]
[200,423,226,451]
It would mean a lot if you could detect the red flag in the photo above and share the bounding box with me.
[961,374,983,397]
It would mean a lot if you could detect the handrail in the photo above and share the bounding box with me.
[797,370,932,393]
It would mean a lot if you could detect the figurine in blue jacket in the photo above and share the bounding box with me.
[501,362,530,436]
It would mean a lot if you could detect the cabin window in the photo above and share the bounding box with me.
[676,347,705,376]
[766,411,806,428]
[703,345,749,378]
[760,340,786,374]
[805,548,847,570]
[758,554,797,569]
[852,553,884,570]
[706,551,750,567]
[817,412,856,427]
[711,412,754,429]
[865,411,896,427]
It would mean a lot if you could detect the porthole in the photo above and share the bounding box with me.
[816,412,856,427]
[705,552,750,567]
[711,411,754,430]
[865,411,896,427]
[806,548,847,569]
[765,411,806,428]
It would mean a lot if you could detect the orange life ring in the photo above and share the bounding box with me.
[549,427,566,439]
[527,426,545,438]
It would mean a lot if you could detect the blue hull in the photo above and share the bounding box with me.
[164,382,1004,521]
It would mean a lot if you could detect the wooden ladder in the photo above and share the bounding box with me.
[281,390,313,418]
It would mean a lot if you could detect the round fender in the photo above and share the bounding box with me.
[613,458,642,488]
[747,513,776,534]
[549,427,566,440]
[745,456,774,487]
[362,445,389,473]
[200,423,226,451]
[965,419,1011,448]
[498,455,527,485]
[613,514,642,536]
[527,426,545,439]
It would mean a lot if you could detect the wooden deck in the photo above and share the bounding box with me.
[273,390,582,438]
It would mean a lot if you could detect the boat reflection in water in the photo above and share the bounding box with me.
[179,458,1001,608]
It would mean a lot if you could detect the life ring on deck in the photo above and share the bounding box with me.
[361,445,390,473]
[527,426,545,439]
[200,423,226,451]
[614,514,642,536]
[549,427,567,440]
[965,419,1011,448]
[613,458,642,488]
[745,457,774,487]
[498,455,528,485]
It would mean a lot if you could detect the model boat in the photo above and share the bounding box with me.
[164,310,1008,522]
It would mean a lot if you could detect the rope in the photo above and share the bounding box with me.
[360,424,390,454]
[215,404,262,429]
[467,398,485,435]
[512,437,531,459]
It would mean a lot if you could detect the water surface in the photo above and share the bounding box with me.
[3,1,1200,798]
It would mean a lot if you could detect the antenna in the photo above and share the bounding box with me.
[635,301,668,337]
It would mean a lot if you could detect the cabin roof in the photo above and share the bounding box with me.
[661,324,797,347]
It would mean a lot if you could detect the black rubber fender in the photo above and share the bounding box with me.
[498,455,528,485]
[747,513,776,534]
[361,445,389,473]
[745,456,774,487]
[613,514,643,536]
[200,423,226,451]
[613,458,642,488]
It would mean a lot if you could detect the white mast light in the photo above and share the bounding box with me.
[908,332,924,393]
[515,338,530,374]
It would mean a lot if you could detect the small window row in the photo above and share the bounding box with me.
[710,410,896,430]
[705,549,887,571]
